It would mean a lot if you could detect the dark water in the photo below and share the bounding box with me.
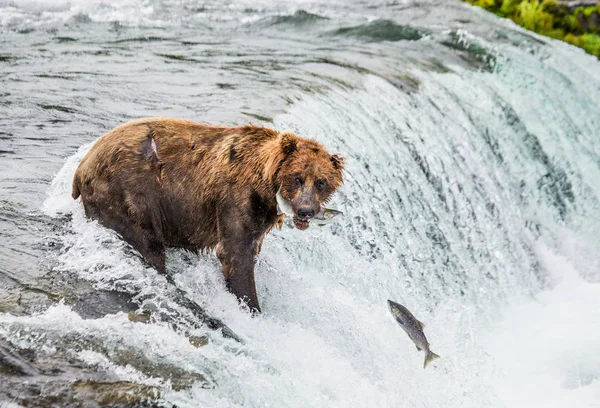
[1,1,600,407]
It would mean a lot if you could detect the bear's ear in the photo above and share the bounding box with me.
[330,154,345,170]
[281,132,298,156]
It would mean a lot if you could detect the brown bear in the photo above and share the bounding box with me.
[72,118,345,312]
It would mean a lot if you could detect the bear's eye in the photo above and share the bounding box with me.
[316,179,326,191]
[294,177,302,188]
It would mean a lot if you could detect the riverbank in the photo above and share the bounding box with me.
[465,0,600,58]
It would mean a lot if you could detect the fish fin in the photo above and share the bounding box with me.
[416,345,422,351]
[418,320,425,330]
[423,350,441,369]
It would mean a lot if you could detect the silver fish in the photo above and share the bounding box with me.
[313,208,343,226]
[276,187,294,216]
[388,299,440,369]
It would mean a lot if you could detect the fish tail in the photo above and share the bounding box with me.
[423,350,440,369]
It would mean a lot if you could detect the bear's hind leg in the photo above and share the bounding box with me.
[82,194,167,274]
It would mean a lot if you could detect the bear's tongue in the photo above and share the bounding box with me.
[293,217,310,231]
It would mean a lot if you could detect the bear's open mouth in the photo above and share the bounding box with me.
[293,216,310,231]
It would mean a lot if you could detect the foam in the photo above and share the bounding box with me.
[483,241,600,408]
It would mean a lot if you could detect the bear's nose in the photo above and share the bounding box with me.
[297,208,314,219]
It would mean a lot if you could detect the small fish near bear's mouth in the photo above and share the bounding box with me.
[293,216,310,231]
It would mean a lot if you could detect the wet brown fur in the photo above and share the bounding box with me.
[72,117,345,312]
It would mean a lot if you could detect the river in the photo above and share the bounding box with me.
[1,0,599,407]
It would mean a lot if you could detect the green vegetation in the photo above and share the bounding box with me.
[465,0,600,58]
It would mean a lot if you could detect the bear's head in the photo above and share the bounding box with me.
[276,132,345,231]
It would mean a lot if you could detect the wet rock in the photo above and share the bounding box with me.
[0,340,38,376]
[71,380,161,405]
[186,333,209,348]
[128,310,152,323]
[110,346,211,391]
[1,378,164,408]
[0,285,61,315]
[72,290,138,319]
[0,336,170,407]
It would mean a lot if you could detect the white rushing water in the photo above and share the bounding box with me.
[2,0,600,406]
